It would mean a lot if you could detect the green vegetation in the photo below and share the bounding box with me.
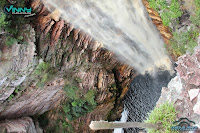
[148,0,182,26]
[38,112,74,133]
[0,0,30,46]
[34,62,50,75]
[62,85,96,121]
[8,94,14,101]
[148,0,200,56]
[145,102,178,133]
[8,85,23,101]
[5,36,17,46]
[0,12,8,30]
[38,112,49,128]
[58,85,96,132]
[33,62,55,87]
[190,0,200,26]
[169,28,199,56]
[38,84,97,132]
[62,121,74,132]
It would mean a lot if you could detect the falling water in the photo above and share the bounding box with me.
[113,109,128,133]
[42,0,172,74]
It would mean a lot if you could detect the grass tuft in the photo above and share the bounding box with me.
[145,102,178,133]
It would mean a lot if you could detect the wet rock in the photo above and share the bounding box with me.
[37,14,51,31]
[31,0,41,11]
[44,20,55,35]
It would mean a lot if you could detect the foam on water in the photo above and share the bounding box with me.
[42,0,172,74]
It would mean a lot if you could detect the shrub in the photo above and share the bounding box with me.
[145,102,178,133]
[64,84,80,100]
[34,62,51,75]
[169,28,199,56]
[84,90,96,106]
[190,0,200,26]
[148,0,182,26]
[0,0,30,46]
[33,62,55,87]
[63,85,96,121]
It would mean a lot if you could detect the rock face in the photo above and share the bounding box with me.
[142,0,177,61]
[157,47,200,125]
[0,24,65,132]
[0,25,36,101]
[0,117,42,133]
[176,47,200,88]
[0,85,63,120]
[176,47,200,120]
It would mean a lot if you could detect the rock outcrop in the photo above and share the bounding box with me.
[157,46,200,126]
[0,25,36,101]
[0,24,65,133]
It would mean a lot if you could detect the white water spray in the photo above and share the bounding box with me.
[113,109,128,133]
[42,0,172,74]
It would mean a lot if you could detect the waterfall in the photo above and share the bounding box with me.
[113,109,128,133]
[42,0,172,74]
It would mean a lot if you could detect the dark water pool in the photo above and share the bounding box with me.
[123,70,175,133]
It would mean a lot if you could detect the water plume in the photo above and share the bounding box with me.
[42,0,172,74]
